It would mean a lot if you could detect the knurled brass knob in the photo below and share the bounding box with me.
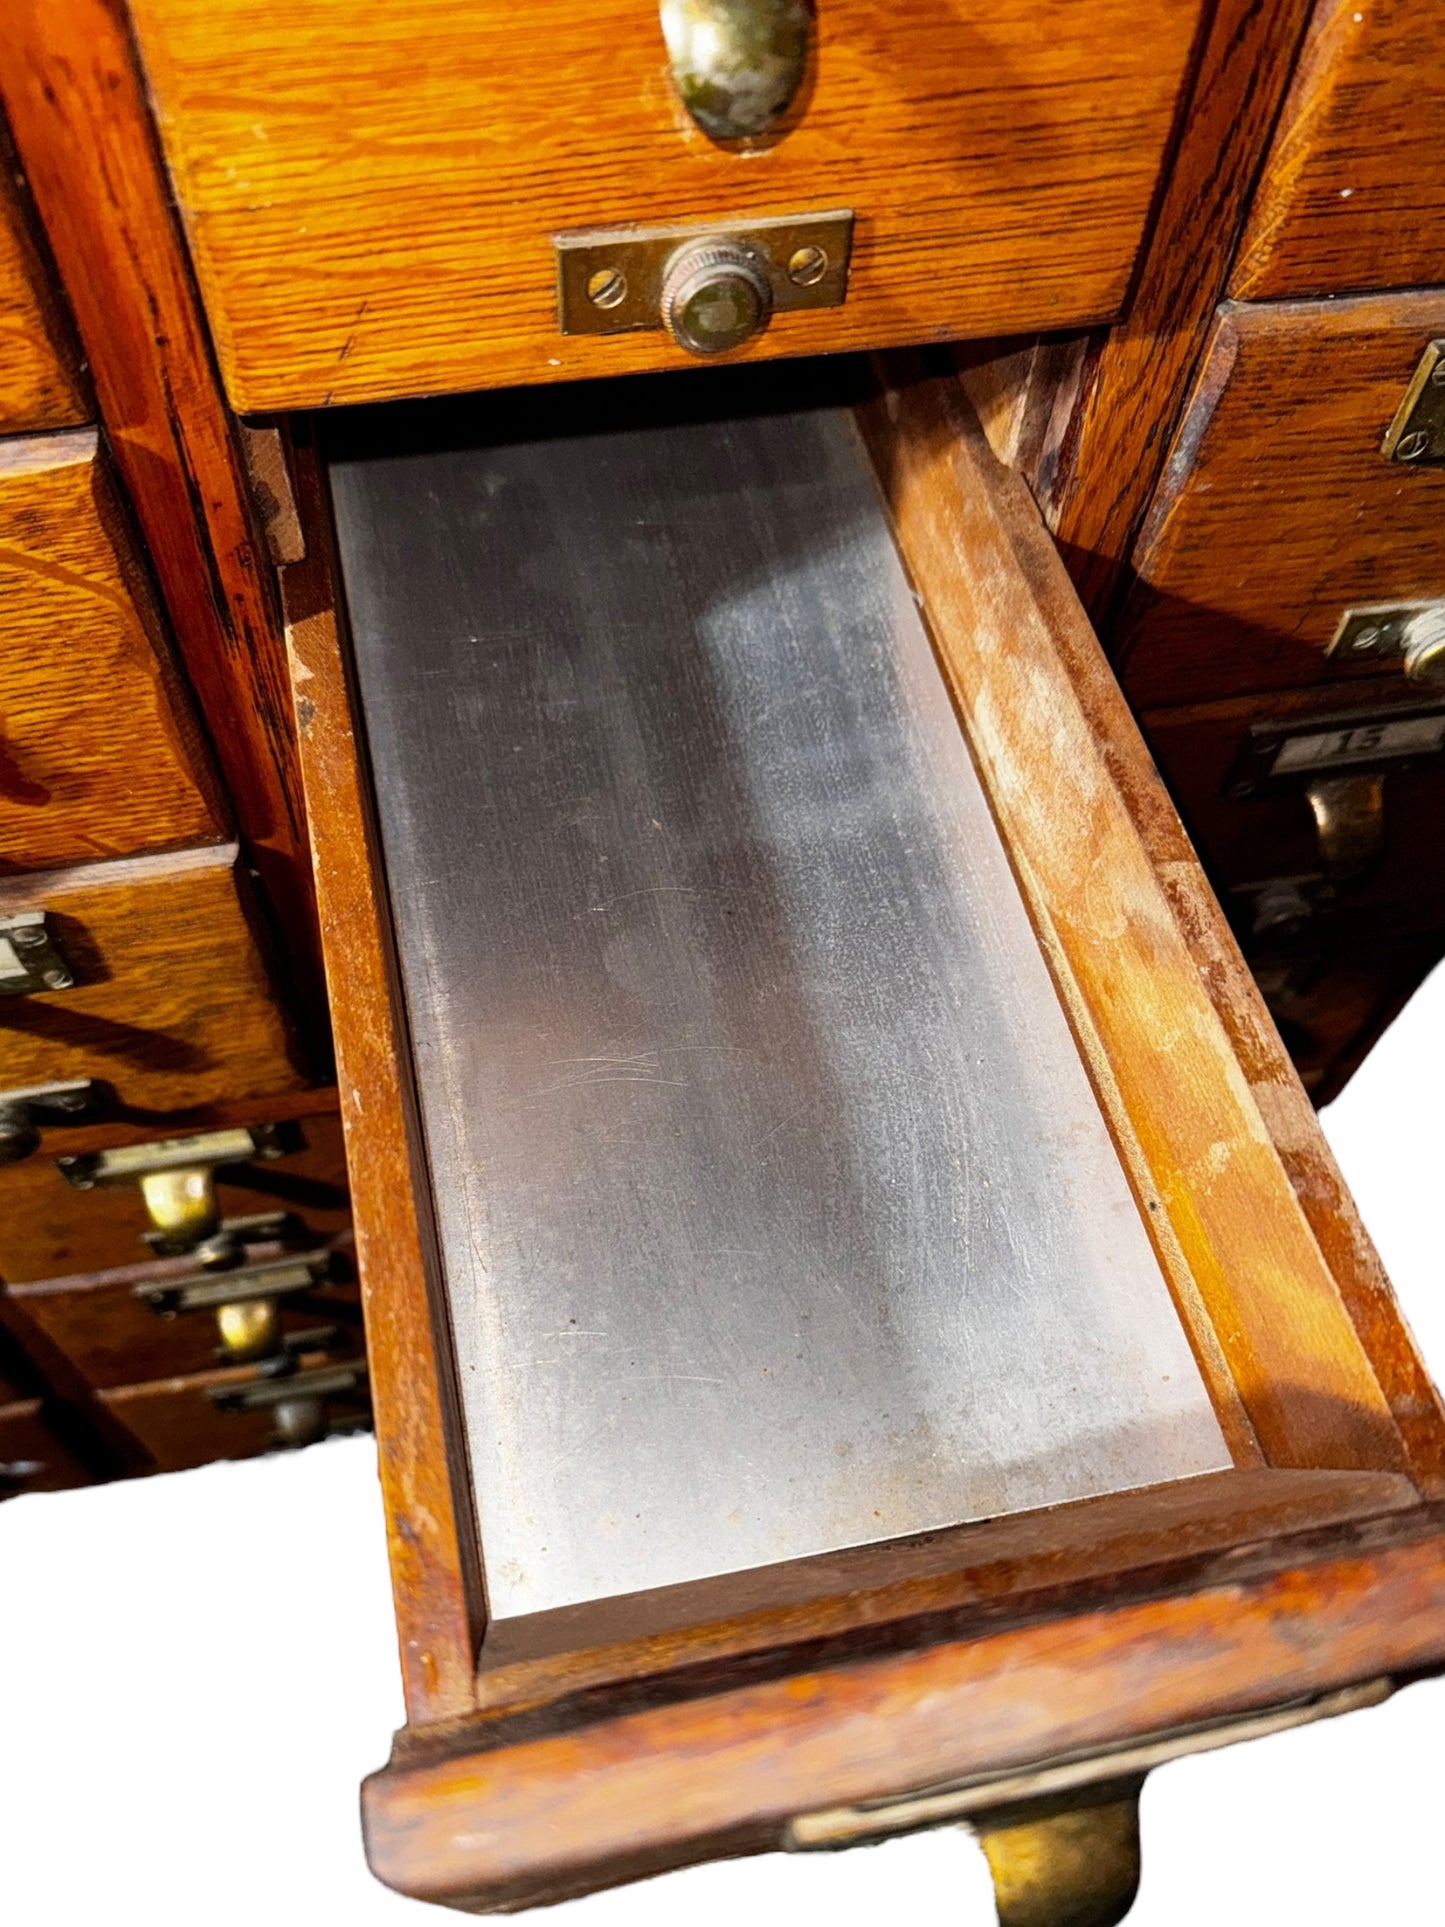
[660,241,772,357]
[1402,605,1445,686]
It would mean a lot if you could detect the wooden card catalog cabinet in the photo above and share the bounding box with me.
[282,358,1445,1919]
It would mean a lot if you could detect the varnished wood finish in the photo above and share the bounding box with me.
[1142,683,1445,925]
[126,0,1205,409]
[0,138,85,434]
[1233,0,1445,300]
[0,1107,350,1284]
[468,1465,1416,1716]
[7,1234,359,1389]
[860,364,1412,1477]
[1041,0,1315,621]
[0,1,321,1003]
[364,1509,1445,1908]
[1120,292,1445,707]
[0,844,305,1116]
[100,1347,368,1471]
[281,435,479,1724]
[0,428,226,872]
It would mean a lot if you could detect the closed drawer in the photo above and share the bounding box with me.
[125,0,1207,408]
[0,1398,90,1493]
[101,1353,370,1472]
[1119,293,1445,707]
[1143,685,1445,950]
[0,845,305,1116]
[0,1109,349,1283]
[8,1235,359,1389]
[1232,0,1443,300]
[0,141,85,435]
[0,429,226,872]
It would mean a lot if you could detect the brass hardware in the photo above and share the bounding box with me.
[555,209,851,343]
[1403,605,1445,685]
[1305,771,1386,877]
[976,1781,1143,1927]
[215,1299,280,1362]
[1228,703,1445,797]
[1382,338,1445,462]
[660,0,811,143]
[786,1680,1391,1852]
[209,1359,370,1450]
[1327,599,1445,682]
[135,1248,337,1364]
[1246,875,1316,944]
[661,239,772,355]
[57,1126,286,1254]
[0,1080,100,1166]
[0,912,75,996]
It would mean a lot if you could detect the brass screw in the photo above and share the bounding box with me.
[10,926,45,948]
[1396,429,1432,460]
[586,267,627,310]
[1431,360,1445,387]
[1349,625,1384,653]
[787,245,828,287]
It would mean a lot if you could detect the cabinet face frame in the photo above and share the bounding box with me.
[279,361,1445,1906]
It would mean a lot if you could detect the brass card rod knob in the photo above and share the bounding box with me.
[661,240,773,356]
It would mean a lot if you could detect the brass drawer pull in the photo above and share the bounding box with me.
[660,0,811,143]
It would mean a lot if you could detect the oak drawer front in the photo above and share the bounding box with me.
[1119,293,1445,708]
[126,0,1206,409]
[1232,0,1445,301]
[1143,686,1445,949]
[0,1397,90,1493]
[101,1355,370,1472]
[0,146,85,435]
[0,845,305,1116]
[0,1111,349,1285]
[8,1238,359,1388]
[0,430,225,873]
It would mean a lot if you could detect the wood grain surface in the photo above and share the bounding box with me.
[0,1107,350,1284]
[7,1234,359,1389]
[1142,682,1445,922]
[0,427,227,873]
[1041,0,1316,622]
[125,0,1205,408]
[1233,0,1445,299]
[861,363,1412,1478]
[281,433,481,1724]
[0,844,306,1115]
[99,1346,368,1471]
[0,137,86,434]
[1119,291,1445,708]
[0,1,322,1008]
[364,1508,1445,1907]
[468,1464,1416,1714]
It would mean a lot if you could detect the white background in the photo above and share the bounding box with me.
[3,964,1443,1926]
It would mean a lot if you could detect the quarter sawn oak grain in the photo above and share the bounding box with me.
[125,0,1206,407]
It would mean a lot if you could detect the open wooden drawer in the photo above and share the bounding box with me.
[280,354,1445,1917]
